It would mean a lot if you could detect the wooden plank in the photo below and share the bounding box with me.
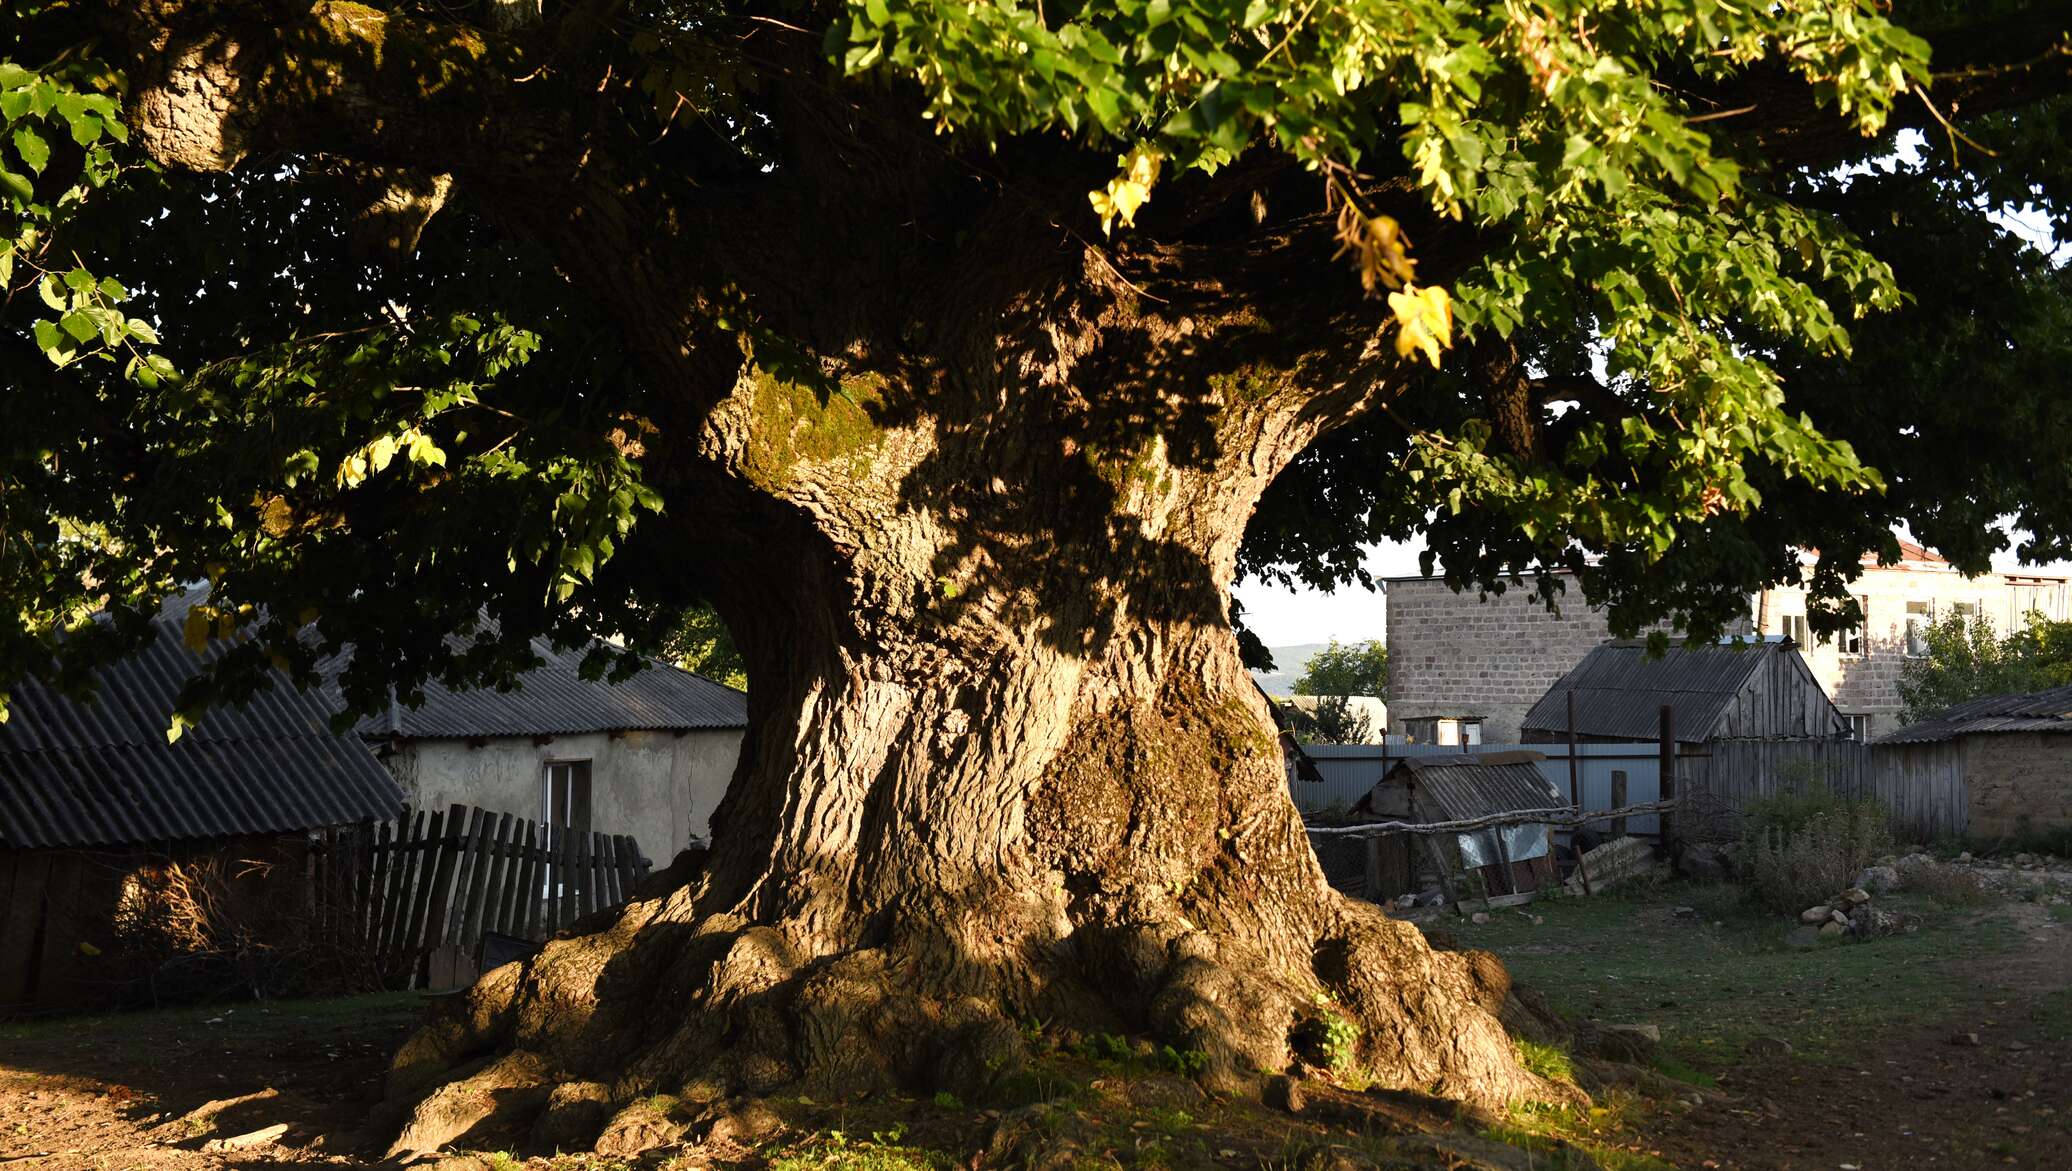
[499,818,530,937]
[419,805,470,965]
[554,824,576,931]
[32,854,84,1004]
[368,815,402,964]
[441,806,483,947]
[590,831,610,912]
[400,808,448,979]
[574,831,595,920]
[0,854,52,1006]
[458,810,500,947]
[613,834,638,894]
[380,808,425,973]
[518,819,544,940]
[352,821,377,948]
[0,852,20,961]
[479,813,515,936]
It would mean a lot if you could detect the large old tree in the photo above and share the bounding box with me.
[4,0,2070,1156]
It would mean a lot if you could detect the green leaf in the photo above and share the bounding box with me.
[59,309,98,343]
[11,125,48,174]
[0,168,30,202]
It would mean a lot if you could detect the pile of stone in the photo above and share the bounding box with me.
[1787,873,1911,946]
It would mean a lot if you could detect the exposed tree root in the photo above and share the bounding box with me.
[379,868,1573,1160]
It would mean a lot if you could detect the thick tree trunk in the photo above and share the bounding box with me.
[101,8,1555,1154]
[377,267,1554,1158]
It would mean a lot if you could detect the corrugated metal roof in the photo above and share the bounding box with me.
[0,603,402,850]
[1875,683,2072,744]
[329,638,749,741]
[1369,751,1562,822]
[1519,639,1781,743]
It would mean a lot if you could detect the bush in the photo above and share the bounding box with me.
[1738,786,1890,914]
[1895,858,1987,905]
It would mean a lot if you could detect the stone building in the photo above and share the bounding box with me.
[1751,542,2072,739]
[1872,682,2072,840]
[1386,540,2072,742]
[1384,573,1720,743]
[334,640,748,868]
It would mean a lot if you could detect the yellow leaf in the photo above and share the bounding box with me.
[182,605,213,652]
[1088,145,1163,235]
[77,941,101,956]
[1389,283,1453,368]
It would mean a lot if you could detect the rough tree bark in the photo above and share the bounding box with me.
[107,2,1562,1158]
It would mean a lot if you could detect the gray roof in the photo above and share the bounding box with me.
[0,607,402,850]
[1519,637,1803,743]
[1875,684,2072,745]
[1361,751,1562,821]
[337,639,749,741]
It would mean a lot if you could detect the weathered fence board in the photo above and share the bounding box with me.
[312,803,652,990]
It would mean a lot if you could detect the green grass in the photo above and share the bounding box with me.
[766,1131,956,1171]
[1514,1038,1573,1084]
[1450,883,2018,1071]
[1483,1101,1677,1171]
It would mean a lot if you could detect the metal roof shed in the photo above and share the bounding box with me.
[1519,637,1847,745]
[1352,751,1564,899]
[1869,684,2072,840]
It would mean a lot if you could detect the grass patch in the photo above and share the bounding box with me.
[767,1130,956,1171]
[1514,1038,1572,1084]
[1484,1100,1677,1171]
[1451,884,2018,1071]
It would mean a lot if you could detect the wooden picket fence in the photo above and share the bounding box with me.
[311,803,651,989]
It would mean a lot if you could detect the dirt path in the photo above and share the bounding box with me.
[0,995,422,1169]
[1638,903,2072,1169]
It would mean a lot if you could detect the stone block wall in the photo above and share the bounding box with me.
[1758,572,2072,739]
[1384,577,1663,743]
[1965,732,2072,839]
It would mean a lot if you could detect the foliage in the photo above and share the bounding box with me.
[0,0,2067,740]
[665,604,748,690]
[1898,611,2072,724]
[1738,787,1890,914]
[1290,639,1386,698]
[767,1131,953,1171]
[1513,1038,1573,1086]
[1894,858,1987,906]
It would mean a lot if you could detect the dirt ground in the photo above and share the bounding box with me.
[1638,900,2072,1170]
[1,891,2067,1170]
[0,994,422,1169]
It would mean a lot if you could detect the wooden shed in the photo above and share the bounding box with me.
[1350,751,1564,900]
[1518,637,1862,835]
[1870,683,2072,841]
[0,595,402,1011]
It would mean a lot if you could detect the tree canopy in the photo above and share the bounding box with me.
[0,1,2067,720]
[1898,611,2072,723]
[1291,639,1388,699]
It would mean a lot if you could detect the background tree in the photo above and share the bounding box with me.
[1899,612,2072,723]
[1291,639,1389,700]
[1276,694,1375,746]
[665,604,749,691]
[5,0,2071,1157]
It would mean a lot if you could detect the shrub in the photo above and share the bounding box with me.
[1896,858,1987,905]
[1738,786,1890,914]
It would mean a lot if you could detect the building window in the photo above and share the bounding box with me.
[1844,714,1873,741]
[543,760,593,833]
[1435,718,1460,746]
[1783,614,1810,645]
[1952,601,1977,623]
[1905,601,1930,657]
[1840,596,1868,656]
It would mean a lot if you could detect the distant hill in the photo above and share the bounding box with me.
[1250,643,1329,696]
